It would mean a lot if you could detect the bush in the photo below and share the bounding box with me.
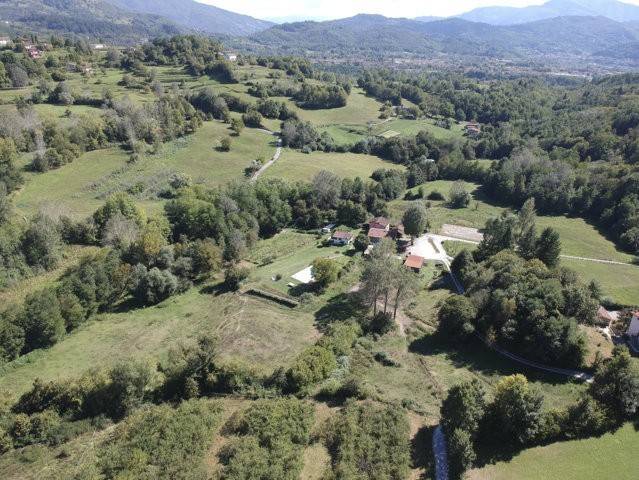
[427,190,445,200]
[131,265,179,305]
[449,181,471,208]
[224,265,250,291]
[367,311,395,335]
[437,295,476,341]
[286,346,337,393]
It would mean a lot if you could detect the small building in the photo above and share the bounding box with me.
[368,227,388,244]
[404,255,425,273]
[26,47,41,59]
[0,37,10,47]
[369,217,390,232]
[90,43,106,50]
[223,52,238,62]
[330,231,354,246]
[465,122,481,137]
[321,223,336,234]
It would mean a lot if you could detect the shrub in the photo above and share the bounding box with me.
[286,346,337,393]
[224,265,250,291]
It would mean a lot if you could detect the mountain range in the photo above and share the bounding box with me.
[457,0,639,25]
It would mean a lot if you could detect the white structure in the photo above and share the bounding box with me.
[627,313,639,337]
[224,52,238,62]
[90,43,106,50]
[0,37,10,47]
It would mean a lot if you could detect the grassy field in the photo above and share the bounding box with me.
[13,120,275,218]
[372,118,465,140]
[264,149,404,182]
[561,258,639,306]
[468,423,639,480]
[0,287,318,399]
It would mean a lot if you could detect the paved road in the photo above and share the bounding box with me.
[432,425,449,480]
[251,135,282,182]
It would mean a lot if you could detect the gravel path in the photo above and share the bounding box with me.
[250,133,282,182]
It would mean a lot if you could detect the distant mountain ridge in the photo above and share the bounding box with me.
[458,0,639,25]
[250,13,639,60]
[105,0,273,36]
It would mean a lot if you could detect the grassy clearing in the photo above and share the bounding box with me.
[294,88,383,126]
[264,149,404,182]
[13,120,275,218]
[371,118,465,140]
[468,423,639,480]
[0,287,318,399]
[561,258,639,306]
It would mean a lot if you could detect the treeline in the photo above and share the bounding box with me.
[442,348,639,479]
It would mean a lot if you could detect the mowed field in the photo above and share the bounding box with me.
[468,423,639,480]
[264,149,405,182]
[13,120,275,218]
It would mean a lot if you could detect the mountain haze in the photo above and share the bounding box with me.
[458,0,639,25]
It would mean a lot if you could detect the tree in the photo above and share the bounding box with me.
[311,257,340,290]
[93,193,146,236]
[449,181,471,208]
[102,212,140,249]
[7,64,28,88]
[353,233,370,252]
[402,203,428,240]
[107,360,154,419]
[484,375,544,446]
[517,198,538,259]
[312,170,341,208]
[536,227,561,268]
[448,428,476,479]
[20,288,66,350]
[286,346,336,393]
[392,263,419,320]
[474,213,517,262]
[230,117,245,136]
[224,264,250,291]
[22,213,62,270]
[441,379,486,437]
[360,238,396,315]
[437,295,476,341]
[219,136,232,152]
[131,265,179,305]
[589,346,639,421]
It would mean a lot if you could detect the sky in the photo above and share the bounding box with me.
[198,0,639,21]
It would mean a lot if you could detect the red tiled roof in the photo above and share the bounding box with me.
[368,228,388,239]
[332,231,353,240]
[404,255,425,269]
[370,217,390,227]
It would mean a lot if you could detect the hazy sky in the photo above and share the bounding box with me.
[198,0,639,21]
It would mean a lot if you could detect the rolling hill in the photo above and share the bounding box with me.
[458,0,639,25]
[105,0,272,36]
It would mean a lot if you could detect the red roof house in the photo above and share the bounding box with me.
[369,217,390,231]
[330,231,354,246]
[367,227,388,243]
[404,255,425,272]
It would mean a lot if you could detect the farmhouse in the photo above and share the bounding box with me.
[368,227,388,243]
[369,216,391,231]
[330,231,354,246]
[465,122,481,137]
[404,255,425,273]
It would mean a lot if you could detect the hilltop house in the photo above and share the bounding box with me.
[330,231,354,246]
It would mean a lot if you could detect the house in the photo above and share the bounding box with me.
[223,52,238,62]
[90,43,106,50]
[465,122,481,137]
[367,227,388,244]
[404,255,425,273]
[369,217,390,232]
[0,37,10,47]
[330,231,354,246]
[26,47,41,59]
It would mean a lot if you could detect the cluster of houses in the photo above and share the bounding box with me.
[328,216,427,273]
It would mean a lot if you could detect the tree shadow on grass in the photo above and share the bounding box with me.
[409,333,574,387]
[314,292,367,330]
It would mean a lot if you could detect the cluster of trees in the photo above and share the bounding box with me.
[324,401,410,480]
[220,398,314,480]
[293,82,350,109]
[442,348,639,479]
[446,248,598,368]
